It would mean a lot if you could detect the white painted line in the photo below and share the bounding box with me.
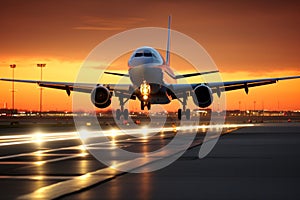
[17,125,245,199]
[0,175,76,181]
[17,146,195,199]
[17,167,120,199]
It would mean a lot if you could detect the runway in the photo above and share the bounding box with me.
[0,122,299,199]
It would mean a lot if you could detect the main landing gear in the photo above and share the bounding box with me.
[177,93,191,120]
[140,101,151,110]
[178,108,190,120]
[116,96,129,120]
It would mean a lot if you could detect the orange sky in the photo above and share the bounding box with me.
[0,0,300,111]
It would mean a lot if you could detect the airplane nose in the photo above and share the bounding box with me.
[129,57,154,66]
[129,65,163,86]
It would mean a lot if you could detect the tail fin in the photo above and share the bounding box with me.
[165,15,171,66]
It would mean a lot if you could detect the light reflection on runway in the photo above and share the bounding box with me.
[0,132,78,147]
[0,122,254,184]
[0,123,255,199]
[0,123,254,164]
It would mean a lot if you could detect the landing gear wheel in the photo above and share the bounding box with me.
[186,109,191,120]
[123,109,129,120]
[147,102,151,110]
[141,101,150,110]
[177,108,191,120]
[141,102,145,110]
[116,109,121,120]
[178,109,182,120]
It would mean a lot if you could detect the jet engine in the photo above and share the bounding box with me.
[90,86,111,108]
[192,84,213,108]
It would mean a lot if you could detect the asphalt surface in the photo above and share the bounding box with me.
[0,122,299,199]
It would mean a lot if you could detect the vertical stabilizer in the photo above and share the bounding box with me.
[166,15,171,66]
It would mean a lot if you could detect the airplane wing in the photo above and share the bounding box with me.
[1,75,300,99]
[0,78,132,97]
[104,71,129,77]
[207,75,300,94]
[0,78,94,95]
[170,75,300,96]
[174,70,219,79]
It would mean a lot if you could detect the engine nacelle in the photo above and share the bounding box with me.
[90,86,111,108]
[192,84,213,108]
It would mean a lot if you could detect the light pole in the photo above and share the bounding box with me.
[37,64,46,115]
[253,100,256,116]
[10,64,16,114]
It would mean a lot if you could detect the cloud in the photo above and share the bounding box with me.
[73,16,145,31]
[74,26,123,31]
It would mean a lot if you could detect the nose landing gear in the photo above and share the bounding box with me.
[140,81,151,111]
[141,101,151,110]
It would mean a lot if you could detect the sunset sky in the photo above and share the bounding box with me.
[0,0,300,112]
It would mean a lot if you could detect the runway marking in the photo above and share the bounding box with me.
[18,151,191,199]
[0,128,177,165]
[0,124,251,169]
[2,124,252,199]
[0,124,252,147]
[17,126,244,200]
[0,161,33,165]
[18,167,120,199]
[18,156,165,199]
[0,175,76,180]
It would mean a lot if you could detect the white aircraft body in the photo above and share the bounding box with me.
[1,16,300,120]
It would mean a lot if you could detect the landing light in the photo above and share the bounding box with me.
[79,145,88,157]
[32,132,43,144]
[35,161,46,166]
[79,145,86,151]
[79,173,91,180]
[35,150,44,157]
[33,175,44,180]
[140,81,151,100]
[110,161,118,169]
[141,126,148,138]
[110,129,117,137]
[79,152,88,157]
[79,129,89,140]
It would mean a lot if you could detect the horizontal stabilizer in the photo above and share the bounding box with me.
[175,70,219,79]
[104,71,129,77]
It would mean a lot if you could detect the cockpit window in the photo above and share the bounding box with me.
[134,50,155,58]
[144,51,152,57]
[134,52,143,57]
[130,47,163,65]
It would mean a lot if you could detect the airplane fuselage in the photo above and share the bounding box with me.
[128,46,176,104]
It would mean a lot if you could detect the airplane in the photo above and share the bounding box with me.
[1,16,300,120]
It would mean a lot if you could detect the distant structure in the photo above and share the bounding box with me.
[10,64,16,112]
[37,63,46,115]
